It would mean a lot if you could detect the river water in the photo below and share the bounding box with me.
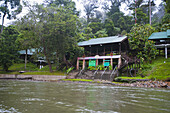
[0,80,169,113]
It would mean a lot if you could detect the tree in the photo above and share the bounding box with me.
[0,25,19,71]
[164,0,170,13]
[0,0,22,33]
[88,22,103,34]
[82,0,99,24]
[104,18,115,36]
[24,1,79,72]
[102,0,133,34]
[95,29,108,38]
[15,16,37,70]
[127,24,158,63]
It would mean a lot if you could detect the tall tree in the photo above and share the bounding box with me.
[0,0,22,33]
[164,0,170,13]
[24,1,79,72]
[127,24,158,63]
[82,0,99,24]
[0,25,19,71]
[15,16,37,70]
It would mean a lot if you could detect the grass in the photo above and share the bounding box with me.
[116,76,147,80]
[62,79,93,82]
[38,65,60,71]
[0,63,65,75]
[9,63,39,71]
[116,56,170,81]
[139,56,170,80]
[23,71,65,75]
[0,71,20,75]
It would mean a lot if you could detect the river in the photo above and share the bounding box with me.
[0,80,169,113]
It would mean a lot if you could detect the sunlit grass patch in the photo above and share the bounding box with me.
[23,71,65,75]
[62,79,93,82]
[9,63,39,71]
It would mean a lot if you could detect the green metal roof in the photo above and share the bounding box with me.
[148,29,170,40]
[18,49,35,55]
[167,29,170,37]
[78,35,127,47]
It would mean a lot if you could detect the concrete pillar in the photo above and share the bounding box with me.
[77,58,79,70]
[165,45,167,59]
[82,59,85,69]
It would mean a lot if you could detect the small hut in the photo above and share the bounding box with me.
[149,29,170,58]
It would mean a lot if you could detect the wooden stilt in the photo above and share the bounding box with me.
[134,57,136,77]
[82,59,85,69]
[118,57,121,69]
[96,59,98,66]
[111,58,113,69]
[127,64,128,77]
[77,58,79,70]
[165,45,167,59]
[119,43,121,54]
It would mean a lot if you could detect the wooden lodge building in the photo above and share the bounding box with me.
[71,35,137,81]
[77,35,129,70]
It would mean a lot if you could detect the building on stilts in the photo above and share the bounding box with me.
[68,35,140,81]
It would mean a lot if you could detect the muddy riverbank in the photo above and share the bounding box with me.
[0,74,169,89]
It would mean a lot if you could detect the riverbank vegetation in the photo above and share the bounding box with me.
[0,0,170,80]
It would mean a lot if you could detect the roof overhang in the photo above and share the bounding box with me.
[78,55,121,60]
[78,36,127,47]
[148,29,170,40]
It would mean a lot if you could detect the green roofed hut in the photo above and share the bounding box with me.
[77,35,129,70]
[149,29,170,59]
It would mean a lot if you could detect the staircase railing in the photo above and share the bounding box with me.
[77,69,84,77]
[110,65,118,81]
[92,66,100,79]
[100,66,108,80]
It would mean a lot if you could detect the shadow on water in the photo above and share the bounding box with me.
[0,80,170,113]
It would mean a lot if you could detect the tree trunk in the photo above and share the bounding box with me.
[42,38,53,72]
[63,55,69,69]
[0,13,6,34]
[25,49,27,70]
[47,58,53,72]
[43,47,52,72]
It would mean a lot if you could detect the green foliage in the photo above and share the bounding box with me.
[66,67,74,74]
[19,1,80,72]
[132,8,148,24]
[88,22,103,34]
[148,63,170,80]
[139,56,170,81]
[88,66,96,70]
[127,24,158,63]
[0,0,22,33]
[97,65,104,70]
[121,30,127,35]
[0,25,19,71]
[82,27,94,40]
[109,65,112,70]
[9,63,39,71]
[164,0,170,13]
[95,29,108,38]
[162,13,170,24]
[104,19,115,36]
